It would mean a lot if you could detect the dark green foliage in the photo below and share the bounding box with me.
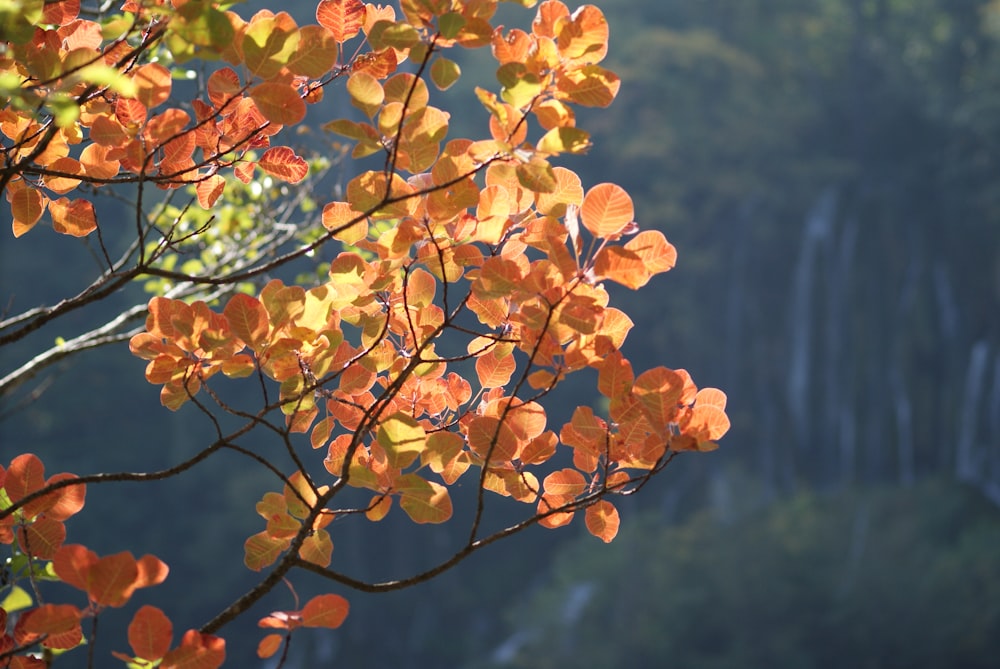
[495,479,1000,669]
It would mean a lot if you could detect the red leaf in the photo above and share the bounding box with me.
[317,0,365,43]
[4,454,46,512]
[128,605,173,662]
[160,630,226,669]
[249,82,306,126]
[196,175,225,209]
[87,551,139,607]
[17,517,66,560]
[257,633,283,659]
[135,553,170,589]
[53,544,98,592]
[300,593,350,629]
[258,146,309,184]
[42,472,85,521]
[20,604,82,650]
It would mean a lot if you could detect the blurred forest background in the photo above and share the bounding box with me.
[3,0,1000,666]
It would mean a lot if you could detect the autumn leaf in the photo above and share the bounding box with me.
[580,182,633,238]
[317,0,366,42]
[128,605,174,662]
[584,499,620,543]
[300,593,350,628]
[48,197,97,237]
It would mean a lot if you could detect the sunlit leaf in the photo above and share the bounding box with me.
[223,293,269,351]
[257,634,283,659]
[133,63,172,109]
[377,412,426,469]
[475,343,516,388]
[244,531,289,571]
[242,12,301,79]
[580,182,633,238]
[584,499,620,543]
[397,474,453,523]
[160,630,226,669]
[299,528,333,567]
[128,605,173,662]
[258,146,309,183]
[49,197,97,237]
[317,0,365,42]
[430,56,461,90]
[20,604,82,650]
[250,82,306,126]
[300,593,350,628]
[17,517,65,560]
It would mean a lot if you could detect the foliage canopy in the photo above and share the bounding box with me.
[0,0,727,665]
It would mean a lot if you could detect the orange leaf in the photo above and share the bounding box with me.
[40,472,85,521]
[584,499,620,543]
[592,245,649,289]
[580,182,633,238]
[257,633,283,659]
[596,350,633,398]
[299,528,333,568]
[20,604,82,650]
[466,415,519,463]
[633,367,684,426]
[686,404,731,442]
[258,146,309,183]
[4,453,46,511]
[556,64,620,107]
[555,4,609,64]
[42,0,79,24]
[207,67,243,109]
[87,551,139,607]
[135,554,169,589]
[48,197,97,237]
[196,175,225,209]
[53,543,98,592]
[543,468,586,497]
[128,605,173,662]
[9,181,46,237]
[623,230,676,274]
[317,0,365,42]
[560,406,608,454]
[250,82,306,126]
[695,387,728,410]
[365,494,392,521]
[288,25,338,78]
[80,143,120,180]
[133,63,172,109]
[300,593,350,629]
[475,344,516,389]
[160,630,226,669]
[223,293,269,351]
[322,200,367,243]
[17,517,65,560]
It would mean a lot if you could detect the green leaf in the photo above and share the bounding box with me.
[0,585,33,612]
[376,413,426,469]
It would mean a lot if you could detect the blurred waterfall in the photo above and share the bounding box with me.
[786,189,837,452]
[956,340,990,482]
